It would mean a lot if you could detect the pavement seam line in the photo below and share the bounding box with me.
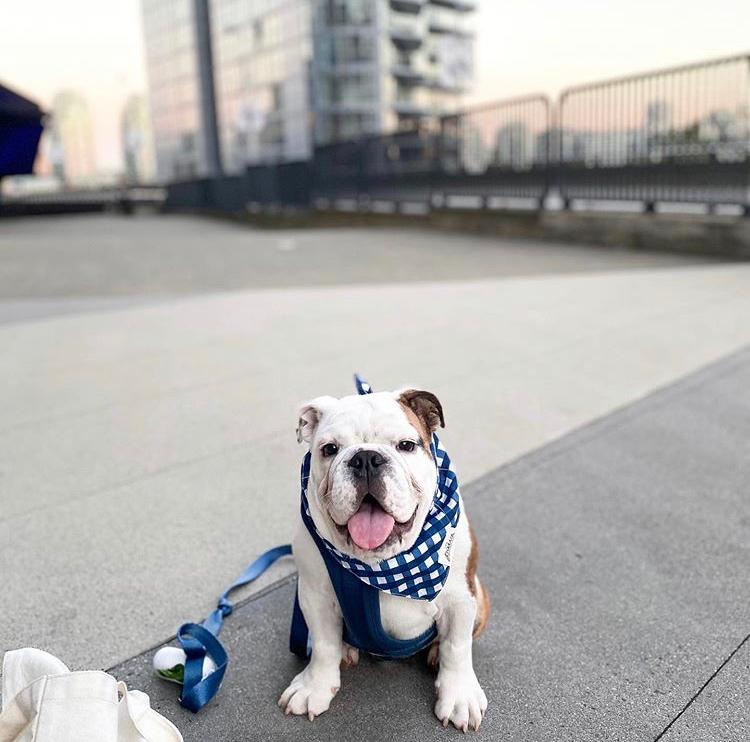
[105,571,299,673]
[652,632,750,741]
[469,343,750,493]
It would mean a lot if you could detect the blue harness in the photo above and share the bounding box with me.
[162,375,462,711]
[289,535,439,660]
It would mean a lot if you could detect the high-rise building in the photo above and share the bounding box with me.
[121,94,157,183]
[47,91,96,185]
[312,0,475,148]
[210,0,313,172]
[141,0,476,179]
[141,0,221,181]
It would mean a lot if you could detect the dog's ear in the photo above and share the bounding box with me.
[397,389,445,433]
[296,396,336,444]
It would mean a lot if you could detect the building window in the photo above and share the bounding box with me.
[181,132,195,152]
[331,34,374,64]
[327,0,373,25]
[253,19,264,44]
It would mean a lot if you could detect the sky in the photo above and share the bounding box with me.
[1,0,748,172]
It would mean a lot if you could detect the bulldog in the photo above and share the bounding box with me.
[278,388,489,731]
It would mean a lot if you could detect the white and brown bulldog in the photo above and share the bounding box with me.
[279,388,489,731]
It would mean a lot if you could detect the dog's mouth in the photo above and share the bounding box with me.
[335,494,417,551]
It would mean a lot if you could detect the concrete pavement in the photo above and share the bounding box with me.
[112,348,750,741]
[1,215,749,682]
[659,642,750,741]
[0,213,713,309]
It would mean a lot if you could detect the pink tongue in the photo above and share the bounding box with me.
[347,500,395,550]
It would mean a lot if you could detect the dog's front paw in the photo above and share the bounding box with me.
[434,669,487,732]
[278,668,339,720]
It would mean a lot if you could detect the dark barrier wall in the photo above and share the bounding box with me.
[165,179,211,211]
[166,162,312,211]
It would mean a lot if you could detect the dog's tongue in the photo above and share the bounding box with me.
[347,499,395,550]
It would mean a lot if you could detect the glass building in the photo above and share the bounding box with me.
[141,0,221,180]
[210,0,313,173]
[313,0,475,146]
[142,0,476,178]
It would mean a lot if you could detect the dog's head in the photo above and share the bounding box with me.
[297,388,444,562]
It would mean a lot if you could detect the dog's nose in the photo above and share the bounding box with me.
[347,450,386,476]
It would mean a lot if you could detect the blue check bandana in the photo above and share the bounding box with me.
[299,376,462,601]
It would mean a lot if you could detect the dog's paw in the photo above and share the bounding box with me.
[278,669,339,720]
[341,642,359,669]
[434,670,487,732]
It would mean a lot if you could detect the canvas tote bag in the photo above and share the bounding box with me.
[0,648,182,742]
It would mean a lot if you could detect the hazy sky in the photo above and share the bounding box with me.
[2,0,748,171]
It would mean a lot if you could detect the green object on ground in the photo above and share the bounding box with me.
[157,665,184,684]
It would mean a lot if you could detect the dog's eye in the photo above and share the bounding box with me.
[321,443,339,457]
[398,440,416,452]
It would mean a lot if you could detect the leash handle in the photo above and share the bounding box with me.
[173,544,292,712]
[177,623,228,713]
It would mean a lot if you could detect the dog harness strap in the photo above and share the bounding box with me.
[323,534,438,657]
[288,548,437,660]
[289,590,311,658]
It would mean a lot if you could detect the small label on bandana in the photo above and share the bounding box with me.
[438,526,456,567]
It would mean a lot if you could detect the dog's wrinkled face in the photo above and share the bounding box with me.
[297,389,445,563]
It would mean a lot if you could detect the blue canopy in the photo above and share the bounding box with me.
[0,83,44,177]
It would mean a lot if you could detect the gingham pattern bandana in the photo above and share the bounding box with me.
[299,376,461,601]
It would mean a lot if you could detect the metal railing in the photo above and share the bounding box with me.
[556,54,750,208]
[312,95,552,205]
[310,54,750,212]
[438,95,551,202]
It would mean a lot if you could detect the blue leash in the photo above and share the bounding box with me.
[174,544,292,712]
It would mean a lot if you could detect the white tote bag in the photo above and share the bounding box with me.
[0,648,182,742]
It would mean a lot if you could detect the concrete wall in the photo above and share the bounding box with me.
[236,207,750,260]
